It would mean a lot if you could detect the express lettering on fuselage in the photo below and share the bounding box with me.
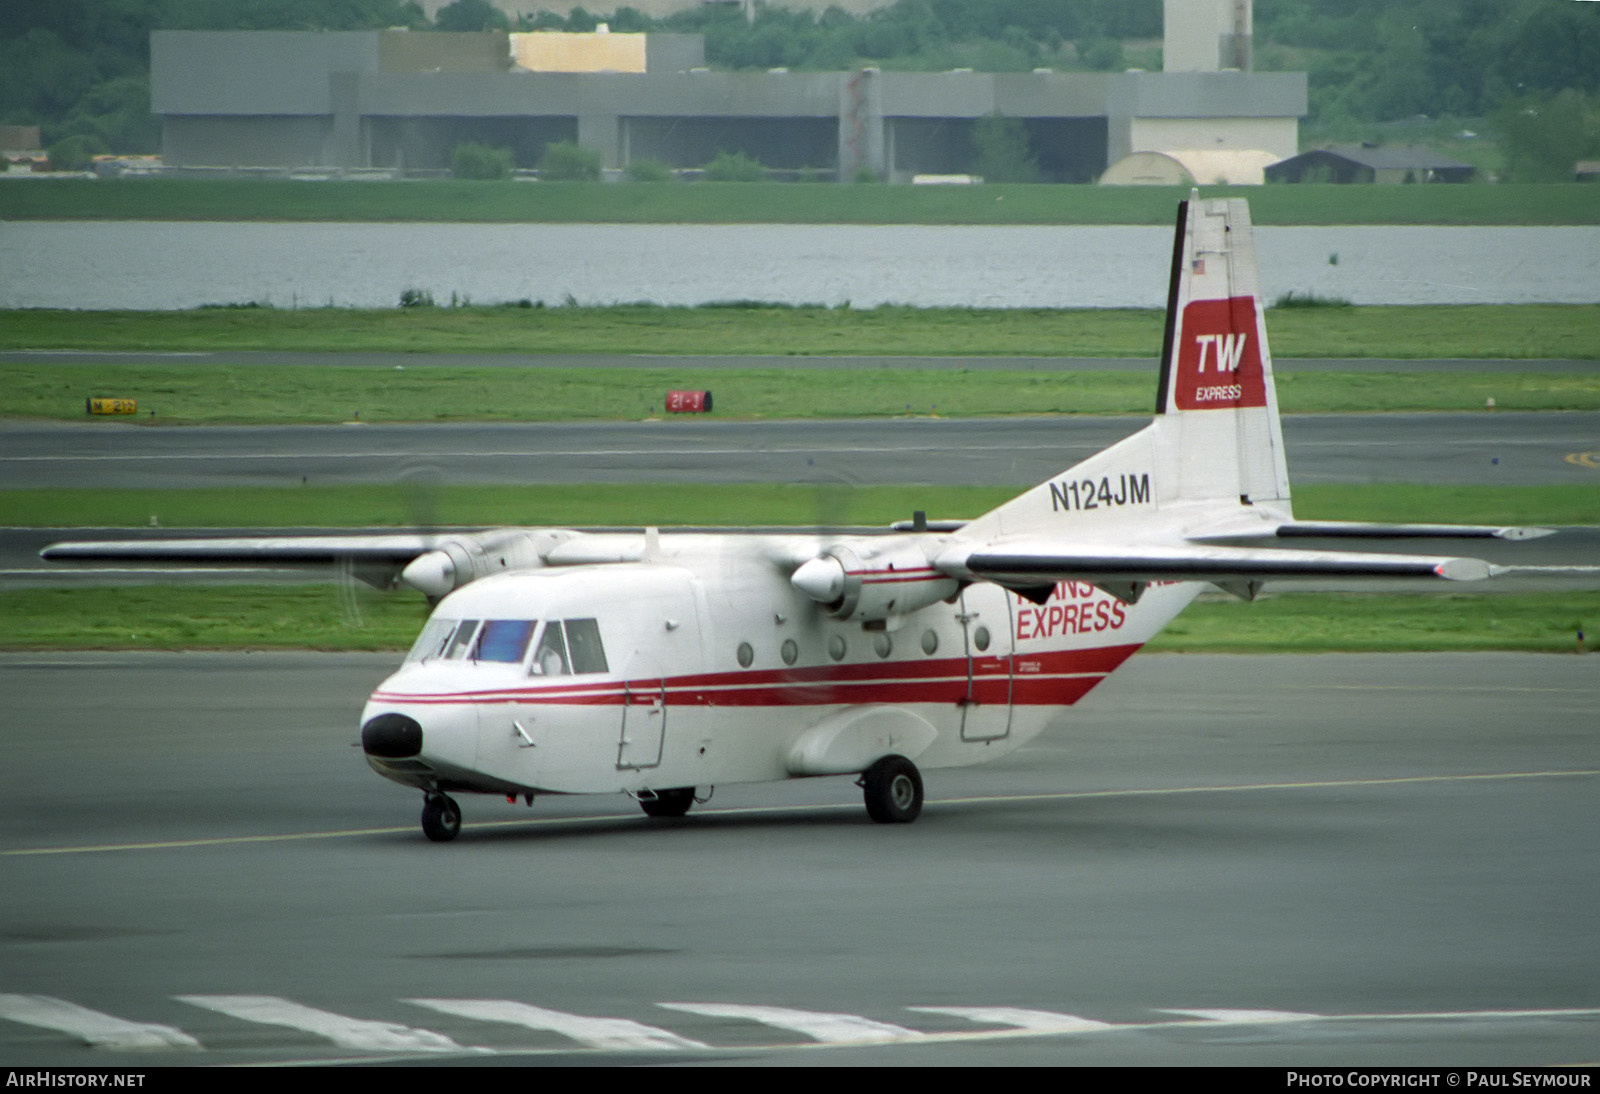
[1014,580,1128,640]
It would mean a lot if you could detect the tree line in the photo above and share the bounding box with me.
[2,0,1595,179]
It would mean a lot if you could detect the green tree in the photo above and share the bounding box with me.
[46,133,106,171]
[433,0,507,33]
[705,150,767,181]
[624,156,673,182]
[1495,90,1600,182]
[970,113,1037,183]
[539,140,601,181]
[451,141,513,179]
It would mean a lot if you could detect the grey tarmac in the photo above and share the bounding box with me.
[3,411,1597,490]
[1,652,1595,1066]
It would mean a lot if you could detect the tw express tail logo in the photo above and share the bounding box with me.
[1172,296,1267,411]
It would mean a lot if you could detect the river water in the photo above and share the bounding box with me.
[3,221,1597,310]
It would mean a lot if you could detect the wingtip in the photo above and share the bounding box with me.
[1435,557,1494,582]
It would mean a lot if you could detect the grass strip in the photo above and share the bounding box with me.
[6,484,1597,530]
[2,585,1592,654]
[3,180,1597,226]
[6,364,1597,424]
[3,304,1596,360]
[1146,591,1597,654]
[0,484,1017,530]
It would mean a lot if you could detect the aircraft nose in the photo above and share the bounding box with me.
[361,712,423,758]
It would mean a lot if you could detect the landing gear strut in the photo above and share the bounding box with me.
[861,755,923,824]
[421,791,461,842]
[639,787,695,819]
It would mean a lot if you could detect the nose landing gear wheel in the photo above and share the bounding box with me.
[421,792,461,842]
[639,787,695,818]
[861,755,923,824]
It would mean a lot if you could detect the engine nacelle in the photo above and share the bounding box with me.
[791,540,959,622]
[399,531,550,597]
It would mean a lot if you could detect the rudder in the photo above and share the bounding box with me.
[1154,192,1291,509]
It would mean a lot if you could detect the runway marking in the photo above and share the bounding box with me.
[1162,1007,1323,1022]
[405,998,706,1050]
[215,1003,1600,1064]
[5,996,1596,1061]
[908,1006,1114,1032]
[1313,685,1596,694]
[175,994,480,1054]
[1565,451,1599,469]
[0,993,200,1050]
[4,768,1596,858]
[657,1002,919,1043]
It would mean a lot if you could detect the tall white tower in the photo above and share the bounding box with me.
[1164,0,1252,72]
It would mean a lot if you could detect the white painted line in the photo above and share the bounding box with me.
[0,993,200,1050]
[1163,1008,1323,1023]
[658,1002,919,1043]
[176,994,476,1053]
[406,998,706,1050]
[1161,1006,1600,1026]
[908,1006,1114,1032]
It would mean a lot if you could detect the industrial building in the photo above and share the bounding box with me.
[150,0,1305,182]
[1265,144,1477,185]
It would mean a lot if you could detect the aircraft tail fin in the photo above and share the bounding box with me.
[952,191,1292,547]
[1152,191,1292,509]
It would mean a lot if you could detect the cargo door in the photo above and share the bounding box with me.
[958,588,1013,742]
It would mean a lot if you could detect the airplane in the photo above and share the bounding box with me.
[42,192,1551,842]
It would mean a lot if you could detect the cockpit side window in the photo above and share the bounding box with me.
[531,621,570,676]
[564,618,609,674]
[445,619,481,660]
[407,617,457,663]
[528,619,610,676]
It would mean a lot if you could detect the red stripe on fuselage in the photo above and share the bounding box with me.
[370,643,1141,709]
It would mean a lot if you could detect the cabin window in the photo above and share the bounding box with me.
[872,632,892,659]
[564,618,609,674]
[446,620,481,660]
[827,634,847,661]
[920,629,939,655]
[406,617,457,663]
[476,619,536,664]
[973,626,991,652]
[736,641,755,668]
[780,638,799,666]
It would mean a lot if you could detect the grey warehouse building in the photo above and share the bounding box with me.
[150,28,1306,183]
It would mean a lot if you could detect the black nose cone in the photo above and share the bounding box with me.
[362,713,423,758]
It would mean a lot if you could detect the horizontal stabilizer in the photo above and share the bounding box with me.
[940,542,1495,592]
[1268,521,1554,542]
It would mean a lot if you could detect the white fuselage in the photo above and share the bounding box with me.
[359,535,1200,799]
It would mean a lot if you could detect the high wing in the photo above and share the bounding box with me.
[39,534,442,567]
[39,529,582,595]
[942,542,1493,592]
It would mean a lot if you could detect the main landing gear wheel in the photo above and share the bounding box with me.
[861,755,923,824]
[639,787,695,819]
[421,792,462,842]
